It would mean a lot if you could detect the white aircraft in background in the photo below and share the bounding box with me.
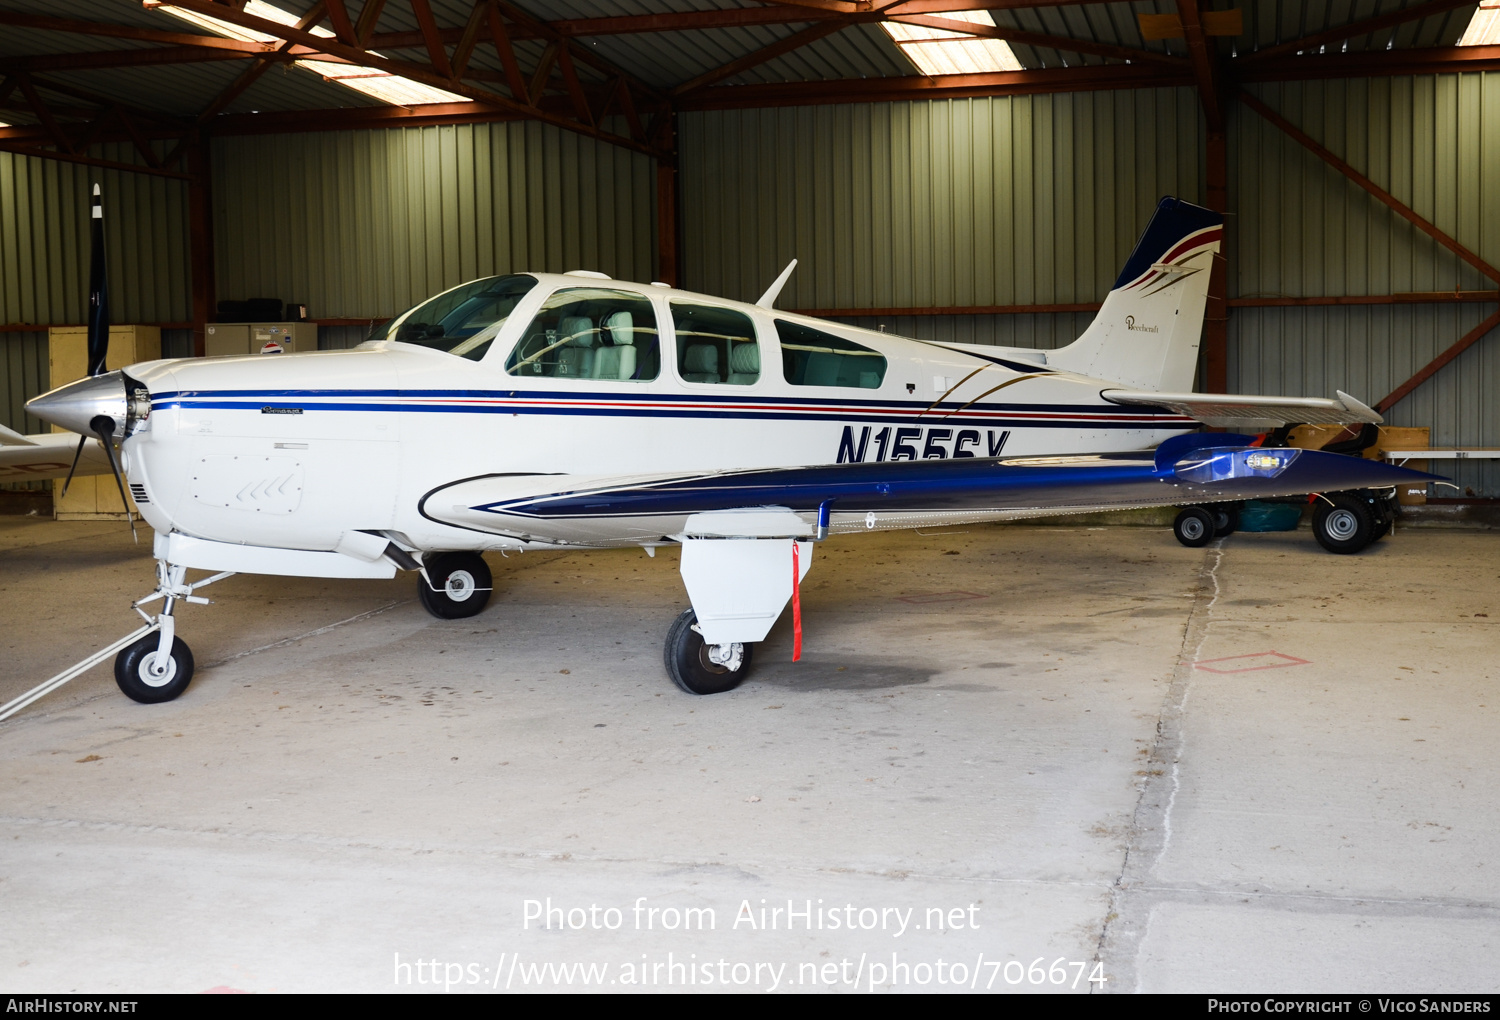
[19,194,1437,707]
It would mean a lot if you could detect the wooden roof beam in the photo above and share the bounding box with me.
[409,0,453,78]
[1240,44,1500,80]
[191,0,329,126]
[1241,0,1476,64]
[892,13,1187,67]
[156,0,661,154]
[676,63,1191,109]
[354,0,386,47]
[1240,88,1500,288]
[15,73,74,153]
[1176,0,1224,131]
[1378,306,1500,412]
[0,47,302,73]
[493,2,666,103]
[324,0,357,45]
[0,11,276,51]
[671,17,863,97]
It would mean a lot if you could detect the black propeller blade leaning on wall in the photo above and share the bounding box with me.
[86,183,109,377]
[61,184,111,498]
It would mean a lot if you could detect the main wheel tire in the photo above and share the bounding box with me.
[1313,494,1377,554]
[1173,506,1216,548]
[1212,505,1241,538]
[419,552,492,619]
[664,609,753,696]
[114,633,195,704]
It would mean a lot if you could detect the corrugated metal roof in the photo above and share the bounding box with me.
[0,0,1488,122]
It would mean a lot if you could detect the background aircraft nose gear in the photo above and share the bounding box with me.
[1173,506,1217,547]
[1173,503,1239,547]
[664,609,754,696]
[418,552,493,619]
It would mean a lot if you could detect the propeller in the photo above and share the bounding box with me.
[59,185,133,540]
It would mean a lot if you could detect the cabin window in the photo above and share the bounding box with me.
[373,274,537,361]
[672,303,760,385]
[505,289,661,381]
[776,320,888,388]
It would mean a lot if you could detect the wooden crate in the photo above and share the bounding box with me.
[48,325,161,520]
[1287,424,1430,504]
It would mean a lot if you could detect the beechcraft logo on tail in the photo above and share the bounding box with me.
[837,425,1009,462]
[1125,316,1159,333]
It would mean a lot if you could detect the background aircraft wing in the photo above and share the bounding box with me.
[1101,389,1382,428]
[422,434,1441,545]
[0,430,112,483]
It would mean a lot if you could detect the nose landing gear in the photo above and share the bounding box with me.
[115,562,233,704]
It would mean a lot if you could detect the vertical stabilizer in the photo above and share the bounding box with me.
[1049,197,1222,392]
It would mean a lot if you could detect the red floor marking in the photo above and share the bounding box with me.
[895,591,988,604]
[1192,650,1312,673]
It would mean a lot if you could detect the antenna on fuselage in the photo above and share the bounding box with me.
[756,259,798,309]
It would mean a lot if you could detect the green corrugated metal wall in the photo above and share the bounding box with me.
[212,121,657,321]
[679,90,1206,313]
[0,145,190,328]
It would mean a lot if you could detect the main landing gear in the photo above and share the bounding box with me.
[1312,490,1393,554]
[417,551,493,619]
[664,609,754,696]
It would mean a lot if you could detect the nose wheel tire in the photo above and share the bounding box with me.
[1313,494,1377,554]
[418,552,493,619]
[664,609,754,696]
[1173,506,1216,548]
[114,633,195,704]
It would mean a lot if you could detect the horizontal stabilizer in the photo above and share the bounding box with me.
[0,423,37,447]
[1101,389,1382,428]
[0,432,112,482]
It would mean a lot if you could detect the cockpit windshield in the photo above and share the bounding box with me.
[370,274,539,361]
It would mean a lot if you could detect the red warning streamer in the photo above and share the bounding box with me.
[792,541,802,662]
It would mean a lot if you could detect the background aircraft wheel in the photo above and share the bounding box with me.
[1313,494,1376,554]
[419,552,492,619]
[664,609,753,696]
[1211,504,1240,538]
[114,633,195,704]
[1173,506,1216,548]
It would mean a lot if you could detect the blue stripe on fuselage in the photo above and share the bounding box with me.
[149,388,1192,430]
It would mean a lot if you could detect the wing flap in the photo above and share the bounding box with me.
[1101,389,1381,427]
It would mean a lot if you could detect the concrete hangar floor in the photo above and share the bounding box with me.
[0,515,1495,994]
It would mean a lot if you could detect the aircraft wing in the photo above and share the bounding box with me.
[1100,389,1382,428]
[421,433,1442,546]
[0,428,113,483]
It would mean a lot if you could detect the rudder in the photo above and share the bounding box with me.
[1049,197,1222,392]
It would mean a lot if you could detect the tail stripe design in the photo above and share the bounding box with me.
[1121,225,1224,291]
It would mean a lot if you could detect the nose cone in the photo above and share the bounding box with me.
[26,371,128,437]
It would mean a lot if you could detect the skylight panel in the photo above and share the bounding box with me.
[145,0,471,107]
[882,10,1023,76]
[1459,2,1500,45]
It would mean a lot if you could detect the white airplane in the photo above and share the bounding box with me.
[21,195,1437,706]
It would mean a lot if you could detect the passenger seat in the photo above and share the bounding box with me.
[681,344,720,383]
[726,343,759,385]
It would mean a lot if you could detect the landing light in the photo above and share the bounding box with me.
[1175,447,1299,483]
